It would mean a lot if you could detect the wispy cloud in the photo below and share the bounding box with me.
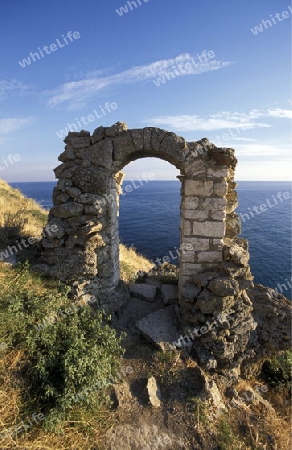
[145,109,292,132]
[0,79,32,101]
[46,53,232,109]
[0,117,35,135]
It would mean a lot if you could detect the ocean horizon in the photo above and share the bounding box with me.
[10,180,292,300]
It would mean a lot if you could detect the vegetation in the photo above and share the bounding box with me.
[0,179,290,449]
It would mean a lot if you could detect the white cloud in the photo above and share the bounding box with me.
[145,112,270,132]
[0,79,31,101]
[0,117,35,135]
[145,109,292,132]
[46,53,232,109]
[266,108,292,119]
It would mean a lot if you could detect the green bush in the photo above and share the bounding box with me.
[0,263,124,430]
[261,351,292,389]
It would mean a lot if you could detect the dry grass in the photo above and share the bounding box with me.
[119,243,153,282]
[0,179,48,243]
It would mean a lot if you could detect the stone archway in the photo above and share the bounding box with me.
[37,122,257,370]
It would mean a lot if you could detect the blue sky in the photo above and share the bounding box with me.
[0,0,291,181]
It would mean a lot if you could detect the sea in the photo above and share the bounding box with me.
[10,181,292,300]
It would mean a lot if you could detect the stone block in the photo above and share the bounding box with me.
[193,221,225,237]
[65,135,91,148]
[182,197,200,210]
[143,128,152,150]
[91,126,105,144]
[199,198,227,210]
[207,166,228,178]
[113,131,135,161]
[185,180,213,197]
[52,202,83,218]
[183,210,209,220]
[76,139,113,170]
[161,284,179,305]
[197,251,222,263]
[71,167,109,194]
[131,129,144,150]
[136,306,182,351]
[129,284,157,302]
[213,182,228,197]
[183,238,210,251]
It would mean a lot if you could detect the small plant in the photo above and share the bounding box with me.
[188,397,208,425]
[261,350,292,390]
[0,209,29,244]
[217,418,238,450]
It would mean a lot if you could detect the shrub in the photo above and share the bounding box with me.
[0,263,124,431]
[261,351,292,390]
[0,209,29,244]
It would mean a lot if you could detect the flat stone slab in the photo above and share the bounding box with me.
[129,284,157,302]
[136,305,182,351]
[161,284,178,305]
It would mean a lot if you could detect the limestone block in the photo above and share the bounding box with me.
[71,167,109,194]
[213,182,228,197]
[182,197,200,210]
[65,187,81,199]
[77,193,104,204]
[193,221,225,237]
[54,163,68,178]
[210,210,226,221]
[180,263,203,276]
[54,193,70,205]
[150,128,166,151]
[183,210,209,220]
[199,197,227,210]
[76,139,113,170]
[65,134,91,148]
[58,147,75,162]
[185,180,213,197]
[197,251,222,263]
[91,126,105,144]
[183,238,210,251]
[207,166,228,178]
[52,202,83,218]
[182,220,192,235]
[180,251,195,263]
[131,129,144,150]
[160,132,187,163]
[44,218,65,239]
[84,202,104,215]
[136,305,182,351]
[185,159,206,177]
[143,128,152,150]
[112,131,135,161]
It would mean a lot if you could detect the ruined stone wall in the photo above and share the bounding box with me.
[36,121,259,370]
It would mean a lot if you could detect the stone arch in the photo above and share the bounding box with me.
[37,122,258,370]
[38,122,238,293]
